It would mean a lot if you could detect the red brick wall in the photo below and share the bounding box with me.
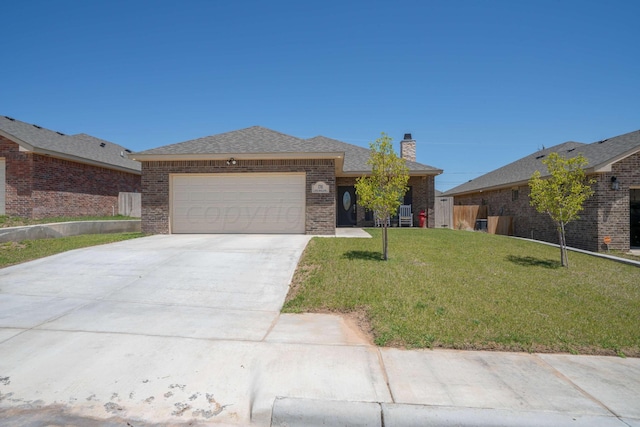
[1,135,141,218]
[455,185,597,250]
[31,155,141,218]
[594,151,640,251]
[2,135,35,217]
[453,151,640,252]
[141,159,336,235]
[412,175,437,228]
[454,185,556,239]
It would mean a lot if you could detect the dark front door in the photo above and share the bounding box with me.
[631,189,640,247]
[337,186,357,226]
[403,186,413,206]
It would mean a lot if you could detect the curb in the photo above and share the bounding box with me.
[511,236,640,267]
[271,398,380,427]
[271,398,633,427]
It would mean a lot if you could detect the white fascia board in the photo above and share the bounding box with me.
[129,151,345,162]
[338,170,443,178]
[590,164,612,173]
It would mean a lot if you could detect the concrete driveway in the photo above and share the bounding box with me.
[0,234,377,425]
[1,234,639,426]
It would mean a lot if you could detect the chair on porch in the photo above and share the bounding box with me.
[374,211,391,227]
[399,204,413,227]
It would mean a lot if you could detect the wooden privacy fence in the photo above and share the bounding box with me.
[118,192,141,218]
[488,216,513,235]
[453,205,513,235]
[453,205,487,230]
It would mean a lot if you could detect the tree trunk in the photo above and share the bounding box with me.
[558,223,568,267]
[382,223,388,260]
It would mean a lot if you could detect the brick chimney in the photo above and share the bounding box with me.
[400,133,416,162]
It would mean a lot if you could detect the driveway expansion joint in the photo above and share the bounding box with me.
[534,353,622,419]
[376,347,395,403]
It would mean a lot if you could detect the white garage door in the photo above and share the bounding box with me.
[171,173,306,234]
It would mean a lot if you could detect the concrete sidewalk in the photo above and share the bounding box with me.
[272,334,640,427]
[268,314,640,427]
[0,234,638,426]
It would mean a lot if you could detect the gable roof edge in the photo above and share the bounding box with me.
[0,128,36,151]
[444,179,530,196]
[34,147,142,174]
[588,145,640,173]
[1,128,140,174]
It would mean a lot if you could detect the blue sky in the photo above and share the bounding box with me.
[3,0,639,190]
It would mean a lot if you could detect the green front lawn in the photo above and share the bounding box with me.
[0,233,144,268]
[283,228,640,356]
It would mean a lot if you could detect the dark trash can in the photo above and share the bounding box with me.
[475,219,488,232]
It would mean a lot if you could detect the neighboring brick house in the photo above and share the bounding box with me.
[444,129,640,252]
[131,127,441,235]
[0,116,141,219]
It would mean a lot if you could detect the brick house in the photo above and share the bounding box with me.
[444,129,640,252]
[131,127,441,235]
[0,116,141,219]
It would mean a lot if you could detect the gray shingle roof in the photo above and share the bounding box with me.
[306,135,441,173]
[134,126,442,174]
[135,126,313,155]
[305,135,371,172]
[0,116,141,173]
[444,129,640,196]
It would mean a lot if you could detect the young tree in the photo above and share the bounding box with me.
[529,152,595,267]
[355,132,409,260]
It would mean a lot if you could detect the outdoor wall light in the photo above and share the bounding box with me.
[611,176,619,191]
[226,157,237,166]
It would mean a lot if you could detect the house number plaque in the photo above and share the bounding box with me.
[312,181,330,194]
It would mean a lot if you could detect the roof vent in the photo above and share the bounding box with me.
[32,124,42,129]
[403,133,412,140]
[99,142,106,147]
[567,148,575,152]
[56,131,65,136]
[598,139,608,144]
[536,154,545,159]
[4,116,15,121]
[124,149,132,153]
[120,151,124,157]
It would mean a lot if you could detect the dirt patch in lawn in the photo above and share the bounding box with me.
[340,309,376,346]
[284,263,320,304]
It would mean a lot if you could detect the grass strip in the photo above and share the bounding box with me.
[284,228,640,356]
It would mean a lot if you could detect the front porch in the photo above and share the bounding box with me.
[334,176,436,229]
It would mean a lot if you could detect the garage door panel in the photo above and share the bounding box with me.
[205,192,222,202]
[174,192,189,202]
[172,174,305,234]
